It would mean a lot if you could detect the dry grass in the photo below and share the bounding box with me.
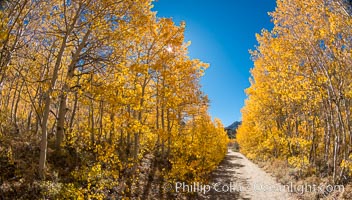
[255,158,352,200]
[340,184,352,199]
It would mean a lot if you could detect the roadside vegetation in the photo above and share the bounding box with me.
[237,0,352,199]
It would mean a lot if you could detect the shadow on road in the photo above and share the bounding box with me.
[198,151,249,200]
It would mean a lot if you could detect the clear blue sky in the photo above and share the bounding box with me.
[153,0,276,127]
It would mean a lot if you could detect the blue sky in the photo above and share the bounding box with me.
[153,0,276,127]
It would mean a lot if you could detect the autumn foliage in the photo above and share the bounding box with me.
[237,0,352,184]
[0,0,228,199]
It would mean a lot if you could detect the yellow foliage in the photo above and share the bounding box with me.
[168,114,228,183]
[341,154,352,176]
[238,0,352,182]
[288,155,309,170]
[0,0,234,198]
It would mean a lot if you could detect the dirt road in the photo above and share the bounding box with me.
[198,149,295,200]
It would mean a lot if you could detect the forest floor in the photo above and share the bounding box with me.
[198,149,295,200]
